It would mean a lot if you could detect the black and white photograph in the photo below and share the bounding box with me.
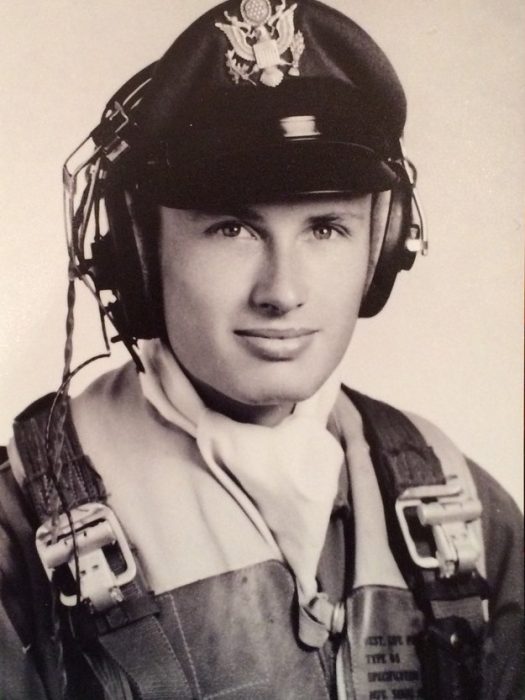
[1,1,523,698]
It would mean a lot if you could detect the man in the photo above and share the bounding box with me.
[0,1,522,699]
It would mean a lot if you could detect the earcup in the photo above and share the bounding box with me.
[96,172,162,340]
[359,165,416,318]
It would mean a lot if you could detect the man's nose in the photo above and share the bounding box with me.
[249,240,308,315]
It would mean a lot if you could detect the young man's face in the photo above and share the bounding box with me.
[159,194,371,412]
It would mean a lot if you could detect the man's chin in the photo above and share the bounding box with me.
[232,373,327,407]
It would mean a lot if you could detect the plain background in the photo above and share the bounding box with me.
[1,0,523,508]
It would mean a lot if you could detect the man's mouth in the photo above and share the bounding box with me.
[234,328,318,360]
[235,328,317,339]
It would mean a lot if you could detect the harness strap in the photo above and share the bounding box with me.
[13,394,106,521]
[346,388,488,700]
[13,394,193,700]
[97,614,193,700]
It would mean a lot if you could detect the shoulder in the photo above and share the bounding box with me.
[339,385,519,508]
[0,459,46,687]
[406,412,523,595]
[466,458,523,590]
[338,386,522,580]
[0,459,24,579]
[340,387,524,582]
[71,361,142,439]
[466,458,523,530]
[467,458,524,697]
[401,411,522,541]
[73,360,139,412]
[0,458,71,698]
[338,386,475,486]
[0,457,43,601]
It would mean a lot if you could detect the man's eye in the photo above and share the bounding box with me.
[312,225,336,240]
[208,221,254,239]
[310,223,350,240]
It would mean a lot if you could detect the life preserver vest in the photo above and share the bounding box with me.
[6,365,488,699]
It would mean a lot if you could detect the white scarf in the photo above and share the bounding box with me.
[139,338,346,647]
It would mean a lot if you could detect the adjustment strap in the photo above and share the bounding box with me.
[98,614,193,700]
[431,596,485,630]
[69,584,193,700]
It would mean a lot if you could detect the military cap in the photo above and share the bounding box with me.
[133,0,407,207]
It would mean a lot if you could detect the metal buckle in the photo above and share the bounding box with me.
[36,503,137,611]
[85,100,134,162]
[395,476,482,578]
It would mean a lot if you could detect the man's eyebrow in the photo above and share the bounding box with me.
[185,204,368,224]
[306,208,368,223]
[230,207,266,223]
[187,206,264,223]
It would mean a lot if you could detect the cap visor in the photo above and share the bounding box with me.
[150,139,397,208]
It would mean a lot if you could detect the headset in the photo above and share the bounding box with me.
[63,64,427,366]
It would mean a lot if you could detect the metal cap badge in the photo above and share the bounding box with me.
[216,0,305,87]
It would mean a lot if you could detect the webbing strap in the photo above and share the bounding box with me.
[345,388,487,699]
[66,578,193,699]
[98,615,193,700]
[13,394,106,521]
[345,388,444,587]
[346,389,445,497]
[13,393,193,699]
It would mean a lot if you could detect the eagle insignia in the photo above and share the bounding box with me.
[215,0,305,87]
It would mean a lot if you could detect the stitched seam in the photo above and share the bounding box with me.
[168,594,203,699]
[101,618,178,699]
[150,614,180,661]
[146,615,189,696]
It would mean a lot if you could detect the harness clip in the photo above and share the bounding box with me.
[395,476,482,578]
[36,503,137,611]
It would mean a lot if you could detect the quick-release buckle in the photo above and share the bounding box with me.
[36,503,137,611]
[395,476,482,578]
